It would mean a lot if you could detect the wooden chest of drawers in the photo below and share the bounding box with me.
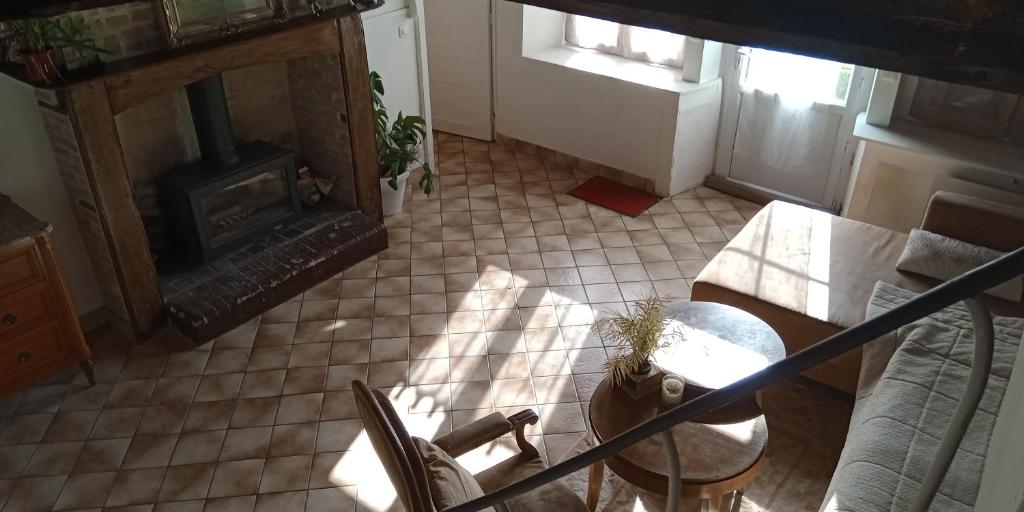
[1,195,94,397]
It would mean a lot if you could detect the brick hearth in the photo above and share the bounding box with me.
[161,208,387,342]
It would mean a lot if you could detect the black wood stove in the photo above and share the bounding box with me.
[158,73,301,266]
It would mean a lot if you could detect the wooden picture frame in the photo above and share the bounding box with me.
[154,0,288,47]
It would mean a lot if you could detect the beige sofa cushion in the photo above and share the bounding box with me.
[696,200,910,330]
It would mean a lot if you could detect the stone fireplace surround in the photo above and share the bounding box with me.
[34,12,387,342]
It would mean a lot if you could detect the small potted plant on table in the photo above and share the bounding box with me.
[370,70,434,215]
[597,296,674,399]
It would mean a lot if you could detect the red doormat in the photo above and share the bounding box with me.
[568,176,659,217]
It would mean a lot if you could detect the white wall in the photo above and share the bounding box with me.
[0,76,104,316]
[494,2,721,196]
[667,81,722,195]
[363,0,424,121]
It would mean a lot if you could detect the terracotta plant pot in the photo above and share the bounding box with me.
[22,49,61,85]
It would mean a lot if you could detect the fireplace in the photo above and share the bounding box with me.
[157,74,302,266]
[33,14,388,341]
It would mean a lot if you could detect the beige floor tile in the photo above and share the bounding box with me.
[229,398,279,429]
[282,367,328,395]
[106,467,166,506]
[410,293,446,314]
[219,427,272,461]
[533,375,579,404]
[325,364,367,391]
[409,335,449,359]
[138,404,189,435]
[330,341,370,364]
[53,471,117,510]
[491,379,537,408]
[366,362,408,388]
[254,490,306,511]
[487,353,531,380]
[276,394,323,425]
[259,456,313,493]
[171,430,225,465]
[450,381,493,411]
[158,462,215,501]
[73,438,131,472]
[183,401,234,432]
[409,358,450,385]
[368,338,409,362]
[238,370,285,399]
[269,423,317,457]
[538,403,586,434]
[22,441,82,476]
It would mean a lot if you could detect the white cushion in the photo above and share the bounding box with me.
[896,229,1022,302]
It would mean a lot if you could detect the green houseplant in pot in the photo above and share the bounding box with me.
[371,70,434,215]
[10,18,61,84]
[10,16,106,85]
[596,296,674,399]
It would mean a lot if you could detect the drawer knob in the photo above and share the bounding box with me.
[17,351,32,364]
[1,313,15,326]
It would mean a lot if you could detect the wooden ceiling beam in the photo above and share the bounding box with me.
[512,0,1024,94]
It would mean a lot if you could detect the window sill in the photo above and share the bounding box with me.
[523,45,705,94]
[853,112,1024,180]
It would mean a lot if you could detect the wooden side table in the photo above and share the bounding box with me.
[585,301,785,511]
[1,194,95,397]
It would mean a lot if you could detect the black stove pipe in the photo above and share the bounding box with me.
[186,73,240,168]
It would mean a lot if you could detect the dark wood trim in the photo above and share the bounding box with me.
[105,21,342,114]
[512,0,1024,94]
[0,0,140,20]
[336,14,384,221]
[65,83,164,337]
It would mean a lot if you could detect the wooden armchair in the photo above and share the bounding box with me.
[352,380,588,512]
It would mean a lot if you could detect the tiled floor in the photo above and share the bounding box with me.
[0,132,851,512]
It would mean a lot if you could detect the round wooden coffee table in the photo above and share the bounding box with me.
[586,301,785,512]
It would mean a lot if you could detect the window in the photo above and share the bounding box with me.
[564,15,686,68]
[895,77,1024,144]
[738,48,854,106]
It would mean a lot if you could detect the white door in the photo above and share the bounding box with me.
[423,0,493,140]
[715,47,866,209]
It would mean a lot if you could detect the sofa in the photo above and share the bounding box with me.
[691,191,1024,394]
[693,191,1024,509]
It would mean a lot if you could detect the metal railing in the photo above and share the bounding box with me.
[445,246,1024,512]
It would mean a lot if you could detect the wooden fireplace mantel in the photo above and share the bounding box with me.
[36,10,382,340]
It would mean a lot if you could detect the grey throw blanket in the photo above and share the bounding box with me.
[821,282,1023,512]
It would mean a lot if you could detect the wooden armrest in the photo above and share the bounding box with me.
[433,410,539,459]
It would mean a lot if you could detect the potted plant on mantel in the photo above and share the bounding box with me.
[597,296,675,399]
[9,16,106,85]
[370,70,434,216]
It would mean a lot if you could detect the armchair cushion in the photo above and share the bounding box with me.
[412,437,494,512]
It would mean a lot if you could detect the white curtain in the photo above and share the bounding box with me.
[906,78,1024,143]
[564,15,685,68]
[730,89,840,202]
